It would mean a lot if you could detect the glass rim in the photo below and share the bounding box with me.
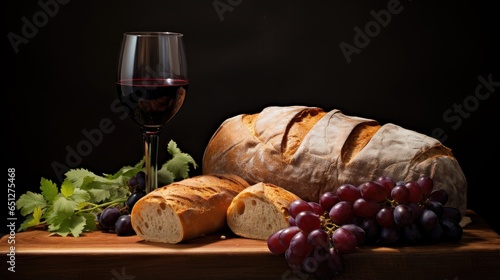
[123,31,183,37]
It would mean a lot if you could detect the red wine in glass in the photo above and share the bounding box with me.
[116,32,188,193]
[116,78,188,128]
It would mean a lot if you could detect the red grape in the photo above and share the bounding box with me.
[359,181,388,202]
[340,224,366,246]
[329,201,354,225]
[327,247,344,276]
[289,231,314,256]
[376,207,394,227]
[390,185,410,204]
[267,229,287,255]
[405,181,423,203]
[308,201,325,216]
[307,229,330,248]
[285,248,305,270]
[336,183,361,203]
[417,176,434,196]
[295,211,321,233]
[267,176,460,280]
[331,227,358,253]
[279,226,301,248]
[289,199,313,218]
[353,197,380,218]
[376,176,396,194]
[319,192,340,212]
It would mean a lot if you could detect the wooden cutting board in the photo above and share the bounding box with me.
[1,211,499,280]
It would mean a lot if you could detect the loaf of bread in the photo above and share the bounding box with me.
[202,106,467,214]
[130,174,249,244]
[226,182,300,240]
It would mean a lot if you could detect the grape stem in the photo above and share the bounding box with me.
[76,198,128,214]
[320,214,340,235]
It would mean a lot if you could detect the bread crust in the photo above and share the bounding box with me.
[202,106,467,214]
[130,174,249,243]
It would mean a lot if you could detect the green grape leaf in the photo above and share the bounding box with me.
[104,159,144,180]
[40,178,58,203]
[64,168,98,188]
[161,140,198,181]
[17,206,43,231]
[71,188,91,204]
[18,216,35,232]
[53,195,79,215]
[87,188,111,203]
[60,181,75,198]
[16,191,47,216]
[163,153,197,180]
[50,214,87,237]
[158,168,175,185]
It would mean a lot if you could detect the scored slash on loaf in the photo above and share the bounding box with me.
[202,106,467,214]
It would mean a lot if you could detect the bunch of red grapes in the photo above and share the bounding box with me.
[97,171,146,236]
[267,175,463,279]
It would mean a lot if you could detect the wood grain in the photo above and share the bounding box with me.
[1,211,499,279]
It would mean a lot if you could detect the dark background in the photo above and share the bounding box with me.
[2,0,499,236]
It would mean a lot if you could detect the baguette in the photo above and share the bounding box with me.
[202,106,467,214]
[226,182,301,240]
[130,174,249,244]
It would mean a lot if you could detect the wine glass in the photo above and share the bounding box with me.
[116,32,188,193]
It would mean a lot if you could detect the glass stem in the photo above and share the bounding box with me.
[142,129,160,193]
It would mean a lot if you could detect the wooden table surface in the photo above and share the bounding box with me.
[1,210,499,280]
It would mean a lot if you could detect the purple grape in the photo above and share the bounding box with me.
[441,218,463,242]
[403,222,423,244]
[428,189,449,205]
[393,204,414,226]
[442,207,462,223]
[419,209,439,233]
[115,215,135,236]
[126,191,145,211]
[360,218,380,244]
[99,207,121,229]
[380,225,400,245]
